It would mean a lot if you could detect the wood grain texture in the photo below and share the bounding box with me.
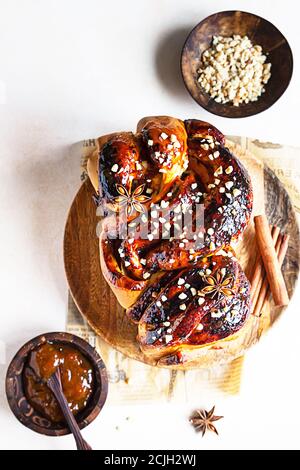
[64,142,299,370]
[181,10,293,118]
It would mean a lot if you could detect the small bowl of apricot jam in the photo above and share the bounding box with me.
[6,332,108,436]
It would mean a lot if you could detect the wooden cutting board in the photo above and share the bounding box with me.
[64,141,299,370]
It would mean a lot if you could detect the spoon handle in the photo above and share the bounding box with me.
[47,368,92,451]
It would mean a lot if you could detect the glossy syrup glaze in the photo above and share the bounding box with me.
[131,254,250,364]
[24,342,94,423]
[97,117,252,283]
[94,116,253,362]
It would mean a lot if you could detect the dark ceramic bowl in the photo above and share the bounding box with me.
[181,10,293,118]
[6,332,108,436]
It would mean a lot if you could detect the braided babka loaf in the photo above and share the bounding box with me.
[87,116,253,364]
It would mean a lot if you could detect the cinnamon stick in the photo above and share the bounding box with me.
[253,233,280,316]
[253,234,289,317]
[250,225,280,306]
[251,230,281,315]
[254,215,289,306]
[278,234,290,265]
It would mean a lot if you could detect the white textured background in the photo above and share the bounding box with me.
[0,0,299,450]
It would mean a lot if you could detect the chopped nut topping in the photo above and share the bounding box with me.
[161,200,169,209]
[225,181,234,190]
[215,166,223,176]
[233,188,241,197]
[179,293,187,300]
[211,310,223,319]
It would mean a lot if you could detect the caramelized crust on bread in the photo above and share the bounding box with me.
[87,116,253,363]
[133,254,250,363]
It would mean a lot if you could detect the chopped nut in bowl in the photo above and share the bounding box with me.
[198,35,271,107]
[181,11,293,118]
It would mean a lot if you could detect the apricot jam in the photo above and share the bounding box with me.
[24,342,94,423]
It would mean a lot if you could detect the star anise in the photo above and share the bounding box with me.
[113,183,151,216]
[201,270,234,299]
[189,406,223,437]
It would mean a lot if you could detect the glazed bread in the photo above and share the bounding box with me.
[128,252,250,365]
[87,116,253,363]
